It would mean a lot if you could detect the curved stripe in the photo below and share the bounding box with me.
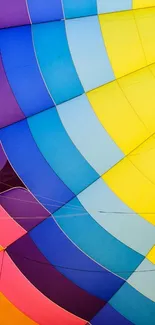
[78,178,155,256]
[118,66,155,134]
[54,197,144,279]
[0,0,30,28]
[0,188,50,231]
[99,11,146,78]
[133,0,155,9]
[0,25,54,117]
[32,21,84,105]
[30,216,124,301]
[0,205,26,248]
[97,0,132,14]
[0,144,7,171]
[134,8,155,65]
[0,252,86,325]
[28,107,98,194]
[0,293,38,325]
[87,79,150,154]
[128,258,155,302]
[57,94,123,175]
[91,303,133,325]
[0,56,25,128]
[103,150,155,225]
[27,0,63,23]
[0,119,74,212]
[110,282,155,325]
[7,234,105,320]
[62,0,97,19]
[65,16,114,91]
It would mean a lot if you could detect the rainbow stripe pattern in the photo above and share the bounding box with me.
[1,1,155,324]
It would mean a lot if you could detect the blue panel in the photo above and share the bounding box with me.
[30,216,124,301]
[63,0,97,18]
[28,0,63,23]
[32,21,84,104]
[0,26,54,117]
[78,178,155,256]
[54,198,144,279]
[97,0,132,14]
[28,108,98,194]
[65,16,115,91]
[57,95,123,175]
[0,120,74,211]
[110,283,155,325]
[91,303,133,325]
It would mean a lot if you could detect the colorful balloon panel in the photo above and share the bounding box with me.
[1,1,155,325]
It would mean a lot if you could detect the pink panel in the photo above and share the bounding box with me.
[0,250,4,269]
[0,206,26,248]
[0,253,87,325]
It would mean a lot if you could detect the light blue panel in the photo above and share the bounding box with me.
[128,258,155,302]
[28,107,98,194]
[65,16,115,91]
[110,282,155,325]
[78,178,155,256]
[57,94,123,175]
[32,21,84,104]
[62,0,97,19]
[97,0,132,14]
[54,197,144,280]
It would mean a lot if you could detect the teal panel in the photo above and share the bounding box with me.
[28,108,98,194]
[32,21,84,104]
[110,282,155,325]
[54,197,144,279]
[78,178,155,256]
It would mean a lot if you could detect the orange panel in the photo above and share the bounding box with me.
[0,293,38,325]
[0,252,87,325]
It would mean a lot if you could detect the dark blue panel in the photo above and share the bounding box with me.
[91,303,133,325]
[63,0,97,18]
[0,25,54,117]
[28,0,63,23]
[0,120,74,211]
[30,217,124,301]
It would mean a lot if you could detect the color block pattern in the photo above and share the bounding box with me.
[1,1,155,324]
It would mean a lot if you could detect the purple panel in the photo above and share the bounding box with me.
[0,188,49,231]
[0,162,25,193]
[91,303,133,325]
[0,0,30,29]
[0,57,25,128]
[0,144,7,170]
[7,234,105,320]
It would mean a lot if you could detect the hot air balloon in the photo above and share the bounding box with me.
[0,1,155,324]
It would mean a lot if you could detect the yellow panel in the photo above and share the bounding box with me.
[118,66,155,133]
[99,11,146,78]
[134,8,155,65]
[103,157,155,225]
[87,81,149,154]
[133,0,155,9]
[0,293,38,325]
[146,246,155,264]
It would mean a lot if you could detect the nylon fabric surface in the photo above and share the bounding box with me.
[1,1,155,325]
